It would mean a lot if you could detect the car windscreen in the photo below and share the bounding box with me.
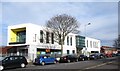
[0,57,5,61]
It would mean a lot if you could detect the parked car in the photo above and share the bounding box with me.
[105,53,112,57]
[34,55,58,66]
[78,55,88,61]
[0,56,28,71]
[89,53,100,60]
[97,53,106,58]
[116,53,120,56]
[59,55,78,63]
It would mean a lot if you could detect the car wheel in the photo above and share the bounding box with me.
[54,61,57,64]
[21,63,26,68]
[82,58,85,61]
[0,66,4,71]
[41,62,45,66]
[76,59,78,62]
[67,60,70,63]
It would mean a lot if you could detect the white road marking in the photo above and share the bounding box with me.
[85,61,113,69]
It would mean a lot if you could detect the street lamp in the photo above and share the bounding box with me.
[85,23,91,37]
[84,23,91,56]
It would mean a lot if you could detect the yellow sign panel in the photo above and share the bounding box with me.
[46,49,50,52]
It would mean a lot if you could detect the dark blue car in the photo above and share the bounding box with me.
[34,55,58,66]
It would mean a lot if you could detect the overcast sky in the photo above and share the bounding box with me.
[1,0,119,46]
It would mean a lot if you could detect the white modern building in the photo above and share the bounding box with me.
[7,23,101,61]
[7,23,77,61]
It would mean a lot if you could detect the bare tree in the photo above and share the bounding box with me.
[113,35,120,48]
[46,14,80,55]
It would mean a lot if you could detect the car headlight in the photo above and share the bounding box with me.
[92,56,95,57]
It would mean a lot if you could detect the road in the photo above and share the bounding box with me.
[4,57,120,71]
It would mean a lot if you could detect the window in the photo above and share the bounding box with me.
[16,31,26,42]
[10,57,14,60]
[87,40,88,47]
[72,50,75,54]
[14,57,18,60]
[67,50,69,54]
[51,33,54,44]
[70,37,72,46]
[67,36,69,45]
[77,37,80,46]
[46,32,49,43]
[59,34,61,45]
[40,30,43,43]
[34,34,37,42]
[90,41,92,48]
[91,51,99,53]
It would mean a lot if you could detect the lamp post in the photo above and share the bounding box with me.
[84,23,91,56]
[85,23,91,37]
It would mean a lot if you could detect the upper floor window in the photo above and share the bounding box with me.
[59,34,61,45]
[72,50,75,54]
[87,40,88,47]
[40,30,43,43]
[67,50,69,54]
[70,37,72,46]
[67,36,69,45]
[34,34,37,42]
[16,31,26,42]
[90,41,92,48]
[76,37,80,46]
[46,32,49,43]
[51,33,54,44]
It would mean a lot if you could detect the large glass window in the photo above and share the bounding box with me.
[46,32,49,43]
[76,36,85,48]
[17,31,26,42]
[40,30,43,43]
[77,37,80,46]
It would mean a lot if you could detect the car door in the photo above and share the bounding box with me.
[42,56,48,63]
[14,56,20,67]
[2,57,10,68]
[9,56,16,68]
[46,56,53,63]
[68,55,73,61]
[3,57,15,68]
[49,57,55,63]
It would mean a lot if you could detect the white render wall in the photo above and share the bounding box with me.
[63,33,77,55]
[82,37,101,56]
